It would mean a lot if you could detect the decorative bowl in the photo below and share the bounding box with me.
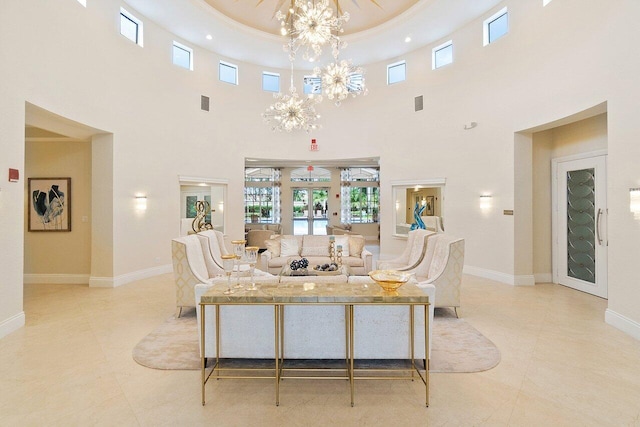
[368,270,413,292]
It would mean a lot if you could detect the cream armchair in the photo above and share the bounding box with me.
[196,230,231,277]
[377,229,435,271]
[417,234,464,316]
[247,229,276,251]
[171,235,214,317]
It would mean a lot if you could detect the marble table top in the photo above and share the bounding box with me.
[200,281,430,305]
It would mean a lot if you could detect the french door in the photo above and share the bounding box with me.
[553,154,607,298]
[292,188,328,235]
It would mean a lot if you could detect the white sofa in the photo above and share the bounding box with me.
[260,234,373,275]
[195,280,435,360]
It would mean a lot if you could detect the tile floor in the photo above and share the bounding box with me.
[1,268,640,426]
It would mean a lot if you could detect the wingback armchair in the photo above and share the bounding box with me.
[377,229,435,271]
[171,235,214,317]
[417,234,464,316]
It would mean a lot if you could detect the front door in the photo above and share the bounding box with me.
[293,188,328,235]
[553,155,607,298]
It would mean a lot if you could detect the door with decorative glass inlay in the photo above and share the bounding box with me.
[554,155,607,298]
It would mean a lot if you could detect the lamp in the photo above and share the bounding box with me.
[630,188,640,219]
[135,195,147,211]
[480,195,492,210]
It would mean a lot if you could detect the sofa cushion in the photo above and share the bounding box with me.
[348,235,365,257]
[281,236,300,257]
[265,236,281,257]
[301,235,330,257]
[334,236,350,256]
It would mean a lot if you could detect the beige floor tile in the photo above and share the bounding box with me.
[2,262,640,426]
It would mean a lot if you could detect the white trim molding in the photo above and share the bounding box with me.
[463,265,535,286]
[23,274,90,285]
[0,312,25,339]
[90,264,172,288]
[605,309,640,341]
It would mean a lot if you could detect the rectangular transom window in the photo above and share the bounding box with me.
[303,76,322,94]
[172,41,193,70]
[432,40,453,69]
[387,60,406,85]
[220,61,238,85]
[484,7,508,46]
[120,8,143,47]
[262,72,280,93]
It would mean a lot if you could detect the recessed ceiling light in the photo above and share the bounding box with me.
[405,36,412,43]
[206,34,213,40]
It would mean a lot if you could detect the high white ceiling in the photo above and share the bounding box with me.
[123,0,503,69]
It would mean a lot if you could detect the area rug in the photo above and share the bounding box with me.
[133,307,500,373]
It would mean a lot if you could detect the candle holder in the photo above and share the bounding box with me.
[336,245,343,267]
[329,236,336,263]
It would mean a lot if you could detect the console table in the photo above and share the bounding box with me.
[199,281,430,407]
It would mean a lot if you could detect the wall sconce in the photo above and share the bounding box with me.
[395,200,400,210]
[421,197,426,206]
[218,201,224,212]
[630,188,640,219]
[480,195,492,210]
[135,195,147,211]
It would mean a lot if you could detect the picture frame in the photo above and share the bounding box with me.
[28,177,71,232]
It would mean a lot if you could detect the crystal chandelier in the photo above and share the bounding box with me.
[264,0,367,131]
[314,58,367,106]
[277,0,349,62]
[263,59,322,132]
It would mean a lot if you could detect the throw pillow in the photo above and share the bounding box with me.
[264,237,281,257]
[348,235,365,257]
[301,235,330,257]
[334,236,350,257]
[281,236,300,257]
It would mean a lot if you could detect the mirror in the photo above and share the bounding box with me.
[178,177,227,236]
[392,179,445,237]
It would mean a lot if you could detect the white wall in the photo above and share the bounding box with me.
[1,0,640,339]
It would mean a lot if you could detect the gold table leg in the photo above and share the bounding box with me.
[200,303,206,406]
[275,304,280,406]
[425,304,430,407]
[349,304,354,407]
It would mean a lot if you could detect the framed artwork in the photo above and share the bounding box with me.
[425,196,435,216]
[28,177,71,232]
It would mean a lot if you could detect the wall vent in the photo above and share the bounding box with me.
[414,95,424,112]
[201,95,210,111]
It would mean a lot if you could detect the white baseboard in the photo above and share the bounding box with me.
[463,265,535,286]
[0,311,25,339]
[534,273,553,283]
[605,309,640,341]
[23,274,90,285]
[90,264,173,288]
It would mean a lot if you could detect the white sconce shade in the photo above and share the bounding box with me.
[630,188,640,218]
[480,195,492,210]
[395,200,400,210]
[135,195,147,211]
[421,197,426,206]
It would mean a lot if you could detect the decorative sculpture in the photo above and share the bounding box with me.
[191,200,214,233]
[410,202,426,231]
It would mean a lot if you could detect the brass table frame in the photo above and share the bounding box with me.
[199,282,430,407]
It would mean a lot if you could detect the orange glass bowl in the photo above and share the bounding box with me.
[368,270,413,292]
